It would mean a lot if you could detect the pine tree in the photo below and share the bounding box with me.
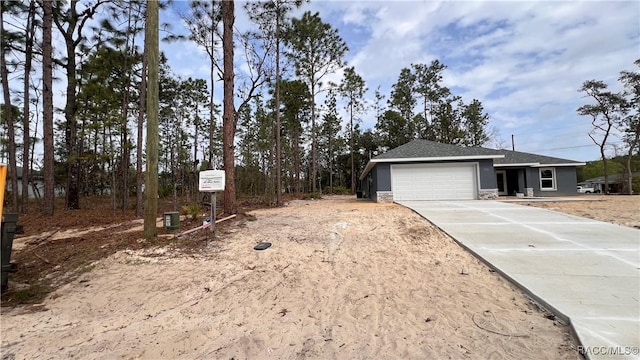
[338,67,367,193]
[144,0,159,239]
[246,0,306,205]
[42,0,55,216]
[285,11,347,192]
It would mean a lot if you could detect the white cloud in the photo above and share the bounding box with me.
[6,0,633,165]
[23,0,634,163]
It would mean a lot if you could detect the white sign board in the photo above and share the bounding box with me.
[199,170,225,192]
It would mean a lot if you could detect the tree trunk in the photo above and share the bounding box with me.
[222,0,236,214]
[121,7,132,213]
[294,127,300,194]
[121,96,130,212]
[61,24,80,209]
[21,1,36,213]
[136,46,147,217]
[626,149,633,195]
[30,91,40,190]
[275,19,282,206]
[209,56,215,169]
[350,102,355,194]
[0,2,18,212]
[601,126,611,195]
[601,146,609,195]
[78,81,86,197]
[310,82,317,192]
[329,130,333,193]
[194,107,200,197]
[144,0,159,239]
[42,0,55,215]
[109,123,116,211]
[627,118,639,195]
[59,37,79,208]
[172,111,179,211]
[626,129,639,195]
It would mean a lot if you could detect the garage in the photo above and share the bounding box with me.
[359,139,505,203]
[391,163,477,201]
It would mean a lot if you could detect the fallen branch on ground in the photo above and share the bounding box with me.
[26,230,59,247]
[32,251,51,264]
[176,215,237,238]
[471,313,529,338]
[214,214,236,224]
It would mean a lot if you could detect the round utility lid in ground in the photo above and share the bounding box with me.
[253,242,272,250]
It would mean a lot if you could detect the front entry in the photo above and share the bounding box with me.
[496,170,507,195]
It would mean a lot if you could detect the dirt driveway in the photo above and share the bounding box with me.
[1,196,578,359]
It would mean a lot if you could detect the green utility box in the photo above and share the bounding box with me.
[163,212,180,231]
[1,213,19,292]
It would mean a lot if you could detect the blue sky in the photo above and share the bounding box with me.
[162,0,639,162]
[2,0,635,174]
[10,0,631,165]
[105,0,640,161]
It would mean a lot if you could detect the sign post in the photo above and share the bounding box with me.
[211,192,216,233]
[199,170,225,241]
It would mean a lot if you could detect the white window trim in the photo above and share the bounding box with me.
[539,167,557,191]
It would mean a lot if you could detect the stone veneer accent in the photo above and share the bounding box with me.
[376,191,394,203]
[478,189,498,200]
[376,190,500,201]
[525,187,534,197]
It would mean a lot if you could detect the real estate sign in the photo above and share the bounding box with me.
[199,170,225,192]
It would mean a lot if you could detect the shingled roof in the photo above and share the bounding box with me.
[373,139,503,160]
[360,139,584,180]
[492,149,584,166]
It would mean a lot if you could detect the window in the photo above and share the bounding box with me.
[539,168,556,191]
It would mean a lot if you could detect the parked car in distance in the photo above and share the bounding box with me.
[577,185,595,193]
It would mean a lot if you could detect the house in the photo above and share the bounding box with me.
[6,167,45,199]
[359,139,585,202]
[579,172,640,194]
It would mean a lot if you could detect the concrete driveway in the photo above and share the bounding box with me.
[399,200,640,360]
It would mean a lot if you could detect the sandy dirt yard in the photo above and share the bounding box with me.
[1,197,579,359]
[517,195,640,229]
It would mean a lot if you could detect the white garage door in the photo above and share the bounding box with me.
[392,163,477,201]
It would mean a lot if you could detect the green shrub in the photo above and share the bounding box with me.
[11,284,52,304]
[303,192,322,200]
[261,192,275,206]
[632,176,640,194]
[158,184,172,198]
[323,186,351,195]
[181,203,201,221]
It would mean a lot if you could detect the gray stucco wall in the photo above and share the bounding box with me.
[374,163,392,192]
[518,170,526,192]
[525,168,535,193]
[477,159,497,189]
[361,163,391,202]
[530,167,578,196]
